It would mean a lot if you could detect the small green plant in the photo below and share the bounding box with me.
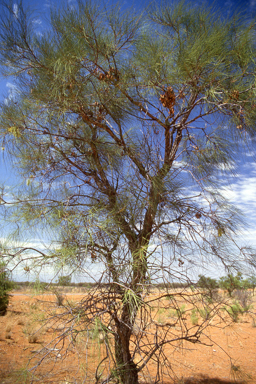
[230,363,252,382]
[199,307,211,320]
[190,309,199,325]
[90,317,108,345]
[226,302,243,322]
[233,289,252,312]
[158,308,166,315]
[176,304,186,319]
[13,367,32,384]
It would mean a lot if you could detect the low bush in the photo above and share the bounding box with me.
[233,289,252,312]
[0,262,14,316]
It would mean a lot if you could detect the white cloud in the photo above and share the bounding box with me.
[32,19,42,26]
[13,3,18,19]
[4,82,20,105]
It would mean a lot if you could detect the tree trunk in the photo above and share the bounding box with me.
[115,330,139,384]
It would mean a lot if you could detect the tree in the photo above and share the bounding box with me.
[219,272,244,297]
[0,1,256,382]
[197,275,218,299]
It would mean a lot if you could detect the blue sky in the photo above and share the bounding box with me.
[1,0,256,282]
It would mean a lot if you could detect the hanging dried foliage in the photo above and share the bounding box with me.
[159,86,176,116]
[230,90,240,100]
[98,67,120,82]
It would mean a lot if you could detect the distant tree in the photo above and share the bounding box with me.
[219,272,243,297]
[197,275,218,299]
[57,275,71,286]
[0,1,256,383]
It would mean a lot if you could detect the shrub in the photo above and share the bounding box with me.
[248,276,256,295]
[225,301,243,322]
[0,262,14,316]
[57,275,71,286]
[233,289,252,312]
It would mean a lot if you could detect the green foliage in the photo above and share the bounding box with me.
[0,1,256,382]
[0,262,14,316]
[57,275,71,286]
[225,301,243,322]
[176,304,186,319]
[233,289,252,312]
[197,275,218,299]
[199,306,211,321]
[219,273,243,297]
[190,308,199,325]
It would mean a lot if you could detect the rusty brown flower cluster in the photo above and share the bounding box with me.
[98,67,120,82]
[159,86,176,116]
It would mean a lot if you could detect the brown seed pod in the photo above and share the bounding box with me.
[98,73,105,81]
[169,107,174,116]
[160,86,176,115]
[195,212,202,219]
[230,90,239,100]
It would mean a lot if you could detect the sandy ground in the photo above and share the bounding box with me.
[0,290,256,384]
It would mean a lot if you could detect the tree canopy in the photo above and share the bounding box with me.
[0,0,256,383]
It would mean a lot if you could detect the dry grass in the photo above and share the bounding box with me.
[5,324,12,333]
[16,317,25,326]
[28,333,38,343]
[5,330,12,339]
